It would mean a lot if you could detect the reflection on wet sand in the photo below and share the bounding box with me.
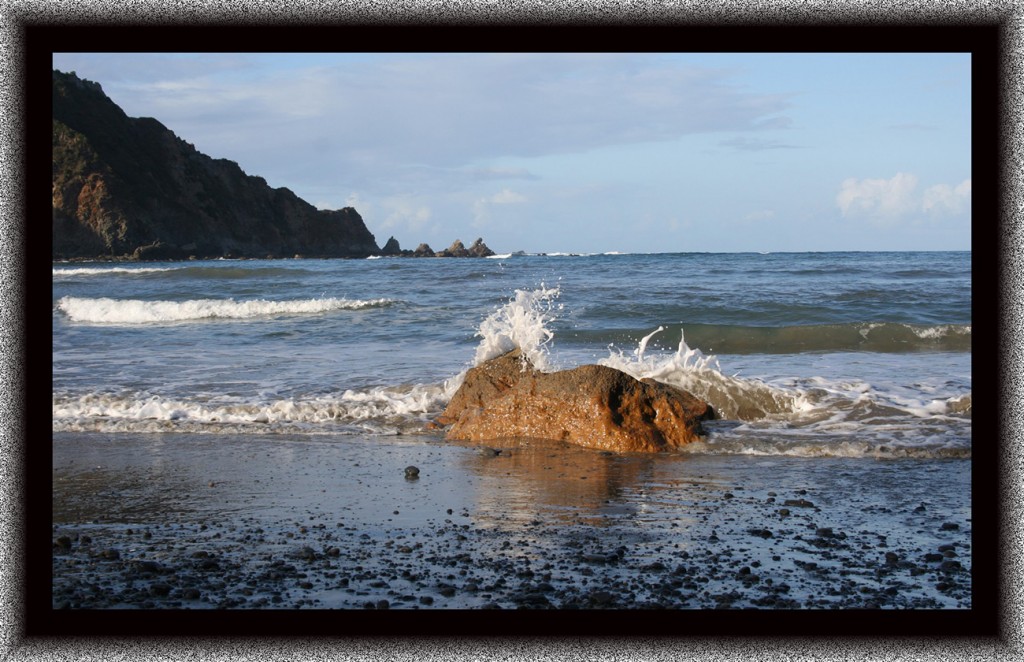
[451,437,730,528]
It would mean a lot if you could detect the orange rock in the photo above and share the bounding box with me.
[441,350,713,453]
[437,348,534,426]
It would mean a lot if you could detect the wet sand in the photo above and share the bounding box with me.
[52,431,972,611]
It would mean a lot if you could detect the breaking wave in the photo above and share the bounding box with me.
[55,295,399,325]
[52,266,180,277]
[51,284,970,459]
[52,381,458,436]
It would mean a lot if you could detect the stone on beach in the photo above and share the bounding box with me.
[438,348,714,453]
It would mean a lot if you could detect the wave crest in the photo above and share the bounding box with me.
[52,382,454,435]
[55,296,398,325]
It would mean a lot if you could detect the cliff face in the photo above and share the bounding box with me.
[52,70,381,260]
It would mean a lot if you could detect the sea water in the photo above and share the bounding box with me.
[50,251,975,611]
[52,251,971,460]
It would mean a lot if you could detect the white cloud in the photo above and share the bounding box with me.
[837,173,971,224]
[837,172,920,220]
[70,53,794,178]
[472,189,527,227]
[922,179,971,215]
[344,192,370,213]
[378,199,432,233]
[488,189,527,205]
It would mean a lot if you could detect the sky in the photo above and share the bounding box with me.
[51,52,972,254]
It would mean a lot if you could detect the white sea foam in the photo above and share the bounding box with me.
[598,326,809,420]
[472,285,562,371]
[909,324,971,339]
[56,296,397,325]
[52,266,180,277]
[52,381,453,435]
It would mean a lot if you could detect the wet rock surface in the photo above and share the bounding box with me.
[52,432,972,610]
[441,350,714,452]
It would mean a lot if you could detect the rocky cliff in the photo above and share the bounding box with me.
[52,70,381,260]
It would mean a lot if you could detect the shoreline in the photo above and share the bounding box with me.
[52,431,972,611]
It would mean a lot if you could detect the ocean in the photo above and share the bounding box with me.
[50,251,974,612]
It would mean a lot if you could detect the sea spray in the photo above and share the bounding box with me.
[472,284,562,372]
[468,290,810,421]
[599,326,809,421]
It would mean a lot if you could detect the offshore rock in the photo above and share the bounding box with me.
[440,350,714,453]
[52,70,380,260]
[438,240,470,257]
[436,238,495,257]
[381,236,403,256]
[466,238,496,257]
[413,243,436,257]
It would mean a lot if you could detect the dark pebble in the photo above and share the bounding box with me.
[940,522,960,531]
[404,466,420,478]
[135,560,162,573]
[150,583,172,597]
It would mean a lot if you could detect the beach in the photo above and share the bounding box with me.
[53,429,971,611]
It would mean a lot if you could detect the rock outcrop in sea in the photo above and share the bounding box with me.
[52,69,382,261]
[437,238,495,258]
[377,237,496,258]
[438,349,715,453]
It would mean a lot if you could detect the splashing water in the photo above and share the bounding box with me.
[469,293,808,421]
[472,285,562,372]
[599,326,807,420]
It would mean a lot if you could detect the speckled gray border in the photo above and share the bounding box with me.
[3,1,1019,660]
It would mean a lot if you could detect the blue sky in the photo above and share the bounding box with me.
[52,52,972,253]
